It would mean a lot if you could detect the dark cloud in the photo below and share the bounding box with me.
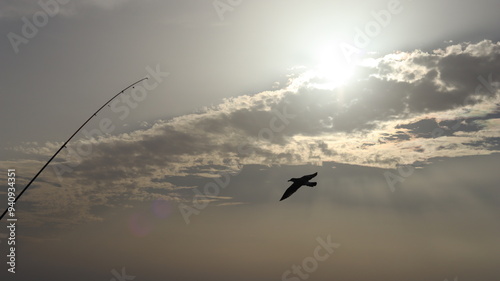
[396,113,498,139]
[465,137,500,151]
[379,131,411,142]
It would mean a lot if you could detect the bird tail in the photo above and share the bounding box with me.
[306,182,317,187]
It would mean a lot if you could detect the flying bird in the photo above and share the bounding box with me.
[280,172,318,201]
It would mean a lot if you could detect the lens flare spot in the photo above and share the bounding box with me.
[152,199,172,219]
[128,213,153,237]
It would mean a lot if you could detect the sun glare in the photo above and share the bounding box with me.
[311,44,356,89]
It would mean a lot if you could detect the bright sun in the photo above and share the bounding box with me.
[311,44,356,89]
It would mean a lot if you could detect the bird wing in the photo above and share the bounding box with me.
[280,182,302,201]
[301,172,318,181]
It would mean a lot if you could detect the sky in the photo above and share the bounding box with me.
[0,0,500,280]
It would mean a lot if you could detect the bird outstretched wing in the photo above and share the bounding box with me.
[301,172,318,181]
[280,182,302,201]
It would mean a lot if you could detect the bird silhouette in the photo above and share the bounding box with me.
[280,172,318,201]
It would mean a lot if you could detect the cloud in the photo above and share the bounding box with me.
[3,40,500,225]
